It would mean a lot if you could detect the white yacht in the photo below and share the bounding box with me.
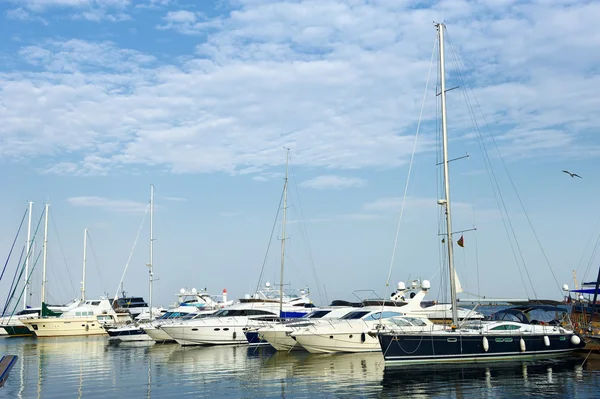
[289,280,484,353]
[160,283,315,346]
[110,287,232,343]
[254,306,358,351]
[20,298,131,337]
[143,287,232,343]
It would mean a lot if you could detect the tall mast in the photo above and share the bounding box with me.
[149,184,154,319]
[279,149,290,317]
[436,23,459,326]
[23,201,33,310]
[41,204,50,306]
[81,228,88,302]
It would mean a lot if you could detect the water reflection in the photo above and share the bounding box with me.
[1,337,599,398]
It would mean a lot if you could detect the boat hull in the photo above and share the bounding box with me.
[259,329,300,351]
[293,331,379,354]
[1,325,33,337]
[378,332,585,365]
[144,326,174,343]
[161,323,251,346]
[244,331,271,347]
[107,326,153,342]
[20,317,108,337]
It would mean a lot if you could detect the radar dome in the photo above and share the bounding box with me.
[562,284,569,292]
[397,282,406,290]
[422,280,431,290]
[265,282,271,288]
[191,288,197,294]
[180,288,186,294]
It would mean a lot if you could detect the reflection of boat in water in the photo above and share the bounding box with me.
[380,357,587,398]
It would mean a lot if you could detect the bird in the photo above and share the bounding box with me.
[562,170,582,179]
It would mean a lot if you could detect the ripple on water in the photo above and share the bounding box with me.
[1,337,600,398]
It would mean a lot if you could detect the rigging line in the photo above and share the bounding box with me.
[448,33,557,296]
[582,230,600,284]
[384,32,437,293]
[85,232,107,295]
[0,207,28,283]
[445,32,535,298]
[112,203,149,302]
[253,182,285,300]
[2,208,45,315]
[435,42,447,305]
[467,155,482,298]
[289,157,325,305]
[5,250,43,323]
[49,212,77,297]
[2,245,26,316]
[574,212,600,280]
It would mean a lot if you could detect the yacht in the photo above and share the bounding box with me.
[0,301,80,337]
[289,280,484,353]
[20,298,131,337]
[160,283,315,346]
[253,306,359,351]
[376,23,584,364]
[109,287,232,343]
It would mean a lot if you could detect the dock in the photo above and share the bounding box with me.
[0,355,18,387]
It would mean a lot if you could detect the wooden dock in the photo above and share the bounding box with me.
[0,355,18,387]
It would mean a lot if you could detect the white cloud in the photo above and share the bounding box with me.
[1,0,599,176]
[157,10,222,34]
[300,175,366,190]
[161,196,187,202]
[6,7,48,24]
[11,0,131,21]
[67,196,149,212]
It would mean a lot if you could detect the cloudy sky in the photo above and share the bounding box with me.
[0,0,598,310]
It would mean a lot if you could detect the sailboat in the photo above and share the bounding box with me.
[160,150,316,346]
[376,23,584,364]
[107,185,159,342]
[21,211,131,337]
[1,202,79,337]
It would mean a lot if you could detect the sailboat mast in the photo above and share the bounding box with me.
[81,228,88,302]
[41,204,49,306]
[437,23,459,326]
[279,149,290,317]
[23,201,33,310]
[149,184,154,319]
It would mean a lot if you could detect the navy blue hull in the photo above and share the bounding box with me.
[378,332,585,365]
[107,328,145,337]
[244,331,270,346]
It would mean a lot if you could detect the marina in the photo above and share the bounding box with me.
[0,0,599,397]
[0,336,600,398]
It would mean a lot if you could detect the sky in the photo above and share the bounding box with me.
[1,0,599,312]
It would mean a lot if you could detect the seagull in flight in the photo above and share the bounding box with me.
[562,170,582,179]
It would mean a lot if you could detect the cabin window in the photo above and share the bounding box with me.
[490,324,521,331]
[363,311,403,321]
[389,318,411,327]
[91,301,100,306]
[404,317,428,326]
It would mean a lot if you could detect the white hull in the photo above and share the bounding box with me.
[112,333,154,342]
[293,331,380,353]
[21,316,108,337]
[0,327,6,336]
[258,329,300,351]
[144,326,174,342]
[161,323,251,346]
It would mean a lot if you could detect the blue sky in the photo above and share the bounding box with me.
[0,0,599,310]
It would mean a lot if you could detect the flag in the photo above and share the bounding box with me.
[457,235,464,247]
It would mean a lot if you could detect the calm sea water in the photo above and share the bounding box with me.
[1,336,599,398]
